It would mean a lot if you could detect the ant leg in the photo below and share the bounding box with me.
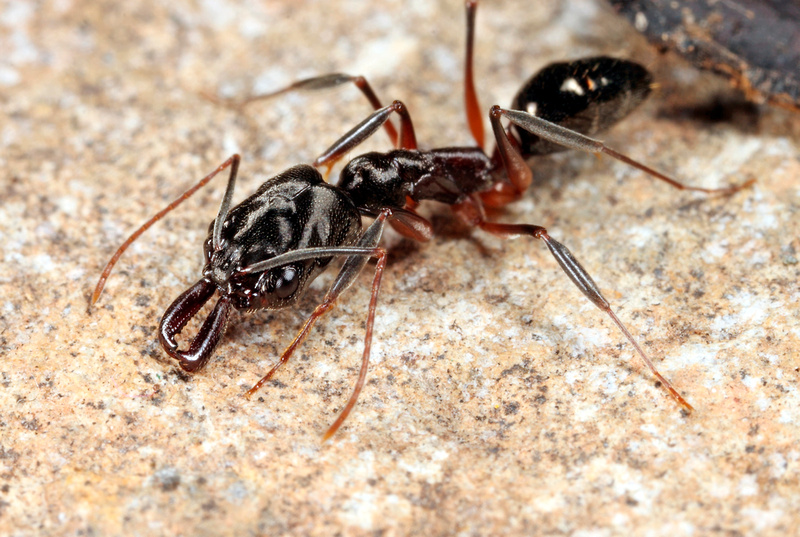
[246,210,395,440]
[478,106,534,207]
[313,100,418,173]
[322,246,388,441]
[385,207,434,241]
[463,1,484,149]
[91,155,241,306]
[309,100,429,239]
[452,199,694,413]
[493,106,755,194]
[204,73,399,146]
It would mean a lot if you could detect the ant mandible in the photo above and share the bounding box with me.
[92,1,752,440]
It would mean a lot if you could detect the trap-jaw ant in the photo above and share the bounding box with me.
[92,1,752,440]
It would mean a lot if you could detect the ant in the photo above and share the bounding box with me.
[92,1,752,440]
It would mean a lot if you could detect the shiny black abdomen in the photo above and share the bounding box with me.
[512,57,653,156]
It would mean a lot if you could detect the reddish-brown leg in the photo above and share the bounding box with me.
[244,300,336,397]
[464,0,484,149]
[478,107,534,207]
[243,244,387,401]
[322,248,388,441]
[309,99,427,236]
[453,198,694,413]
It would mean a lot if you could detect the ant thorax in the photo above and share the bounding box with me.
[339,148,495,213]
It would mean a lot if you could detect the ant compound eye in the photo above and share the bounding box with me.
[274,266,299,299]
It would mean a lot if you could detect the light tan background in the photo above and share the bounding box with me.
[1,0,798,535]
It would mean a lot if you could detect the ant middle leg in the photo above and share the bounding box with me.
[203,73,400,146]
[313,100,418,172]
[311,100,436,240]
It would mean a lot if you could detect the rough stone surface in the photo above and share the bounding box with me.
[1,1,798,536]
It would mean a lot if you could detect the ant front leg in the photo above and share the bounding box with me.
[469,114,696,412]
[492,106,755,194]
[204,73,399,147]
[245,210,396,441]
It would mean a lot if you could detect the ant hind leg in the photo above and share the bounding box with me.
[453,198,694,413]
[494,106,755,194]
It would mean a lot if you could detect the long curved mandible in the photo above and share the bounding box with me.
[158,278,232,372]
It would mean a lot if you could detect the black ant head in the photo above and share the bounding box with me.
[201,227,312,312]
[225,262,308,312]
[194,164,361,312]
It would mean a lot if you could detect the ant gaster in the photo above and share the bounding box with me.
[92,1,752,440]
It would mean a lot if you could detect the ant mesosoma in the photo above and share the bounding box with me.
[92,1,752,440]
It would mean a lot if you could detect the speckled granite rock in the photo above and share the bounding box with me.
[1,1,798,536]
